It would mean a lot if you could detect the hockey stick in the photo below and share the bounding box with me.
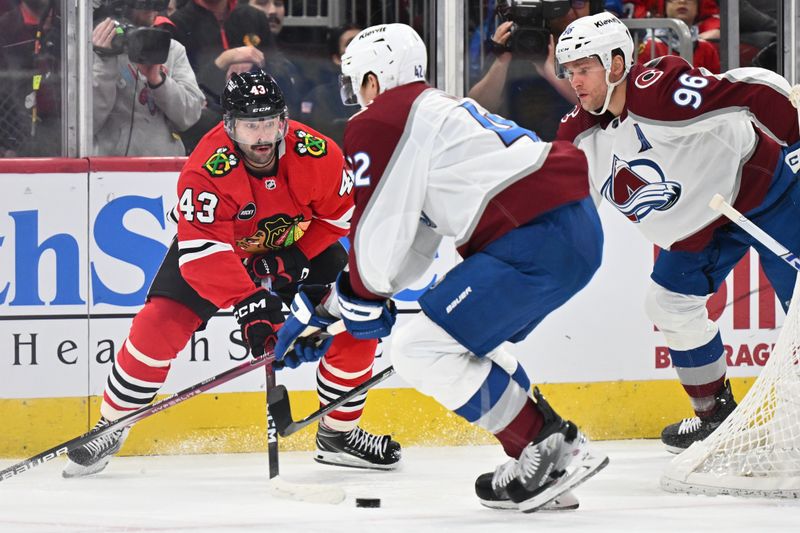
[0,351,276,482]
[264,318,348,504]
[265,356,347,505]
[0,322,341,483]
[709,194,800,272]
[269,365,396,437]
[266,362,280,479]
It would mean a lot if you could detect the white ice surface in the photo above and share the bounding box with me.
[1,440,798,532]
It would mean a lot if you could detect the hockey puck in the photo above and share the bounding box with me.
[355,498,381,508]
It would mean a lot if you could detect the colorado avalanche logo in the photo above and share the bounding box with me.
[601,156,682,222]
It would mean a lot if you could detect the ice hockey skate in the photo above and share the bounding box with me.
[475,389,608,513]
[475,421,607,513]
[661,380,737,454]
[62,418,130,478]
[475,458,580,511]
[315,424,401,470]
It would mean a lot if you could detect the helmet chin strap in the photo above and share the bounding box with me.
[588,69,626,116]
[356,74,383,108]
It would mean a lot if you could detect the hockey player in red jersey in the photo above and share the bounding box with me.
[555,13,800,453]
[272,23,609,513]
[63,69,401,478]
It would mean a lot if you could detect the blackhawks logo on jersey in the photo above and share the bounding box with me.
[294,130,327,158]
[202,147,239,177]
[236,213,311,253]
[601,155,681,223]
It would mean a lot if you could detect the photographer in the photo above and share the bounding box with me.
[0,0,62,157]
[92,0,203,156]
[468,0,603,141]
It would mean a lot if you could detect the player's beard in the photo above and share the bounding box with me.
[240,142,277,170]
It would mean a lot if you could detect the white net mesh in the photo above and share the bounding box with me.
[661,276,800,498]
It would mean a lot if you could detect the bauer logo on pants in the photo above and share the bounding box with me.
[785,147,800,174]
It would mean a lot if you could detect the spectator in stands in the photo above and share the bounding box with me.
[224,2,303,116]
[298,24,360,146]
[0,0,62,157]
[92,1,204,156]
[162,0,269,150]
[695,0,719,40]
[467,1,609,141]
[238,0,321,115]
[247,0,284,40]
[637,0,720,73]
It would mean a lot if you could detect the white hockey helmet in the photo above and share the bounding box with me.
[555,13,634,77]
[339,23,427,107]
[554,13,634,115]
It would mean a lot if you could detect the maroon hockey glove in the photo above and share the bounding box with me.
[232,289,285,357]
[246,247,311,291]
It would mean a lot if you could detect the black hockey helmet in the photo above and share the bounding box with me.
[222,69,289,145]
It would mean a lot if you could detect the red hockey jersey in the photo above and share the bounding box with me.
[175,120,354,309]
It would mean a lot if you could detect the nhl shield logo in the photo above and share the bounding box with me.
[265,179,277,190]
[601,156,682,222]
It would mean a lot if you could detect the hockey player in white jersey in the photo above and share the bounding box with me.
[555,13,800,453]
[272,23,609,513]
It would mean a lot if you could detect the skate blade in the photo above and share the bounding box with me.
[663,444,685,455]
[62,457,111,479]
[314,450,400,471]
[480,490,579,511]
[519,448,609,513]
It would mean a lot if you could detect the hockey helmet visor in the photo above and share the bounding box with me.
[338,73,360,106]
[225,113,289,147]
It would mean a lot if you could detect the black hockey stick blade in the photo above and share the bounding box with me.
[267,384,294,436]
[269,365,396,437]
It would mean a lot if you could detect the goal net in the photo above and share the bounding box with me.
[661,276,800,498]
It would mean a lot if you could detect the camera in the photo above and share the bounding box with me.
[496,0,572,61]
[94,0,171,65]
[110,23,172,64]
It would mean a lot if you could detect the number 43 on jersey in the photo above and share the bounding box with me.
[179,188,219,224]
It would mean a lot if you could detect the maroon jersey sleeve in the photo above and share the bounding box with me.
[342,83,430,301]
[555,104,604,144]
[343,113,405,301]
[628,56,799,144]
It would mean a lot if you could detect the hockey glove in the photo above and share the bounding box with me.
[274,285,336,370]
[336,271,397,340]
[232,289,285,357]
[246,247,311,291]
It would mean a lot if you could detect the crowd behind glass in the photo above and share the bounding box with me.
[0,0,781,158]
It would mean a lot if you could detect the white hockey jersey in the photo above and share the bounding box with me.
[343,82,591,299]
[557,56,799,252]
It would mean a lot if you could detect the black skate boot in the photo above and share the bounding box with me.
[475,389,608,513]
[661,380,737,454]
[315,425,401,470]
[62,417,130,478]
[474,459,580,511]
